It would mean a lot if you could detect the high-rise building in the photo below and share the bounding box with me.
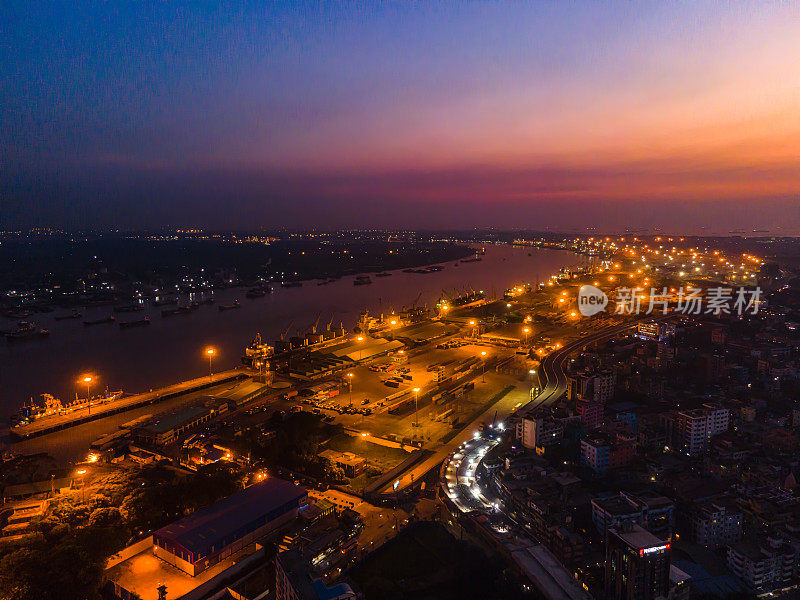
[581,435,634,474]
[582,371,616,404]
[727,536,798,591]
[592,493,674,541]
[577,399,604,431]
[605,524,671,600]
[675,404,729,456]
[690,497,743,549]
[521,414,564,449]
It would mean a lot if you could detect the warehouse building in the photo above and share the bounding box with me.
[153,478,307,576]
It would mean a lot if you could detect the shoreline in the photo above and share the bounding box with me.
[0,245,580,422]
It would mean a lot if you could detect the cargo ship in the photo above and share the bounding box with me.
[242,333,275,368]
[152,296,178,307]
[114,304,144,313]
[245,287,270,298]
[436,289,486,312]
[5,321,49,342]
[161,306,192,317]
[219,300,241,311]
[55,310,83,321]
[406,265,444,274]
[353,275,372,286]
[84,315,116,326]
[119,317,150,328]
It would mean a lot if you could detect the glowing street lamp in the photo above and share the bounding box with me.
[481,351,487,383]
[413,387,421,427]
[347,372,354,407]
[528,369,539,400]
[522,326,530,346]
[205,347,216,380]
[469,319,477,339]
[78,374,95,416]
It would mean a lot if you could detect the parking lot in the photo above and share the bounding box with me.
[280,339,516,442]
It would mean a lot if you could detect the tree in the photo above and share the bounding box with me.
[0,540,104,600]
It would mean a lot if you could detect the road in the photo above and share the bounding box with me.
[441,313,679,517]
[520,314,674,416]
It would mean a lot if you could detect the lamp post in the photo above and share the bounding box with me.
[469,320,477,339]
[206,347,216,380]
[413,387,420,427]
[481,351,487,383]
[347,372,354,408]
[522,327,530,347]
[79,375,94,416]
[76,468,87,503]
[357,336,364,362]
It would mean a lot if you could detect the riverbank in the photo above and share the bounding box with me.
[0,245,585,421]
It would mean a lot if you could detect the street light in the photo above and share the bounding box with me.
[413,387,420,427]
[78,374,95,416]
[522,326,530,346]
[469,319,477,339]
[205,347,216,380]
[481,351,487,383]
[75,467,88,502]
[347,372,354,408]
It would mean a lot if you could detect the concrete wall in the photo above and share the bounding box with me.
[106,536,153,570]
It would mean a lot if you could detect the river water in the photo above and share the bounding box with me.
[0,245,580,420]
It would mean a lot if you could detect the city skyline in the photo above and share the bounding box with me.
[2,2,799,232]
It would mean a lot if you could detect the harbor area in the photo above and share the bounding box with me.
[9,369,247,440]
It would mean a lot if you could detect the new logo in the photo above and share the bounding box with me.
[577,285,608,316]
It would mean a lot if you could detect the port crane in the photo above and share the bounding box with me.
[279,320,294,341]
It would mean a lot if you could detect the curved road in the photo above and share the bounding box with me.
[520,314,673,416]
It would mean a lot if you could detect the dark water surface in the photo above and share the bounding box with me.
[0,245,579,419]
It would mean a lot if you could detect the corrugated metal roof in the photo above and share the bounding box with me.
[155,478,306,555]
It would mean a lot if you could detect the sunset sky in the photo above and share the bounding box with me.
[2,2,799,233]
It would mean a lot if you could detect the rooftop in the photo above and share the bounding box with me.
[610,523,667,551]
[141,405,208,434]
[278,549,355,600]
[155,478,307,556]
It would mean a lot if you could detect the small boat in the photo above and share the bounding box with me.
[219,300,241,311]
[113,304,144,313]
[281,281,302,288]
[55,310,83,321]
[83,298,118,307]
[402,268,416,273]
[119,317,150,329]
[317,280,330,286]
[153,297,178,307]
[113,304,144,312]
[354,275,372,286]
[460,257,482,263]
[4,309,33,319]
[245,287,269,298]
[83,315,116,326]
[5,321,49,342]
[375,272,392,277]
[161,306,192,317]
